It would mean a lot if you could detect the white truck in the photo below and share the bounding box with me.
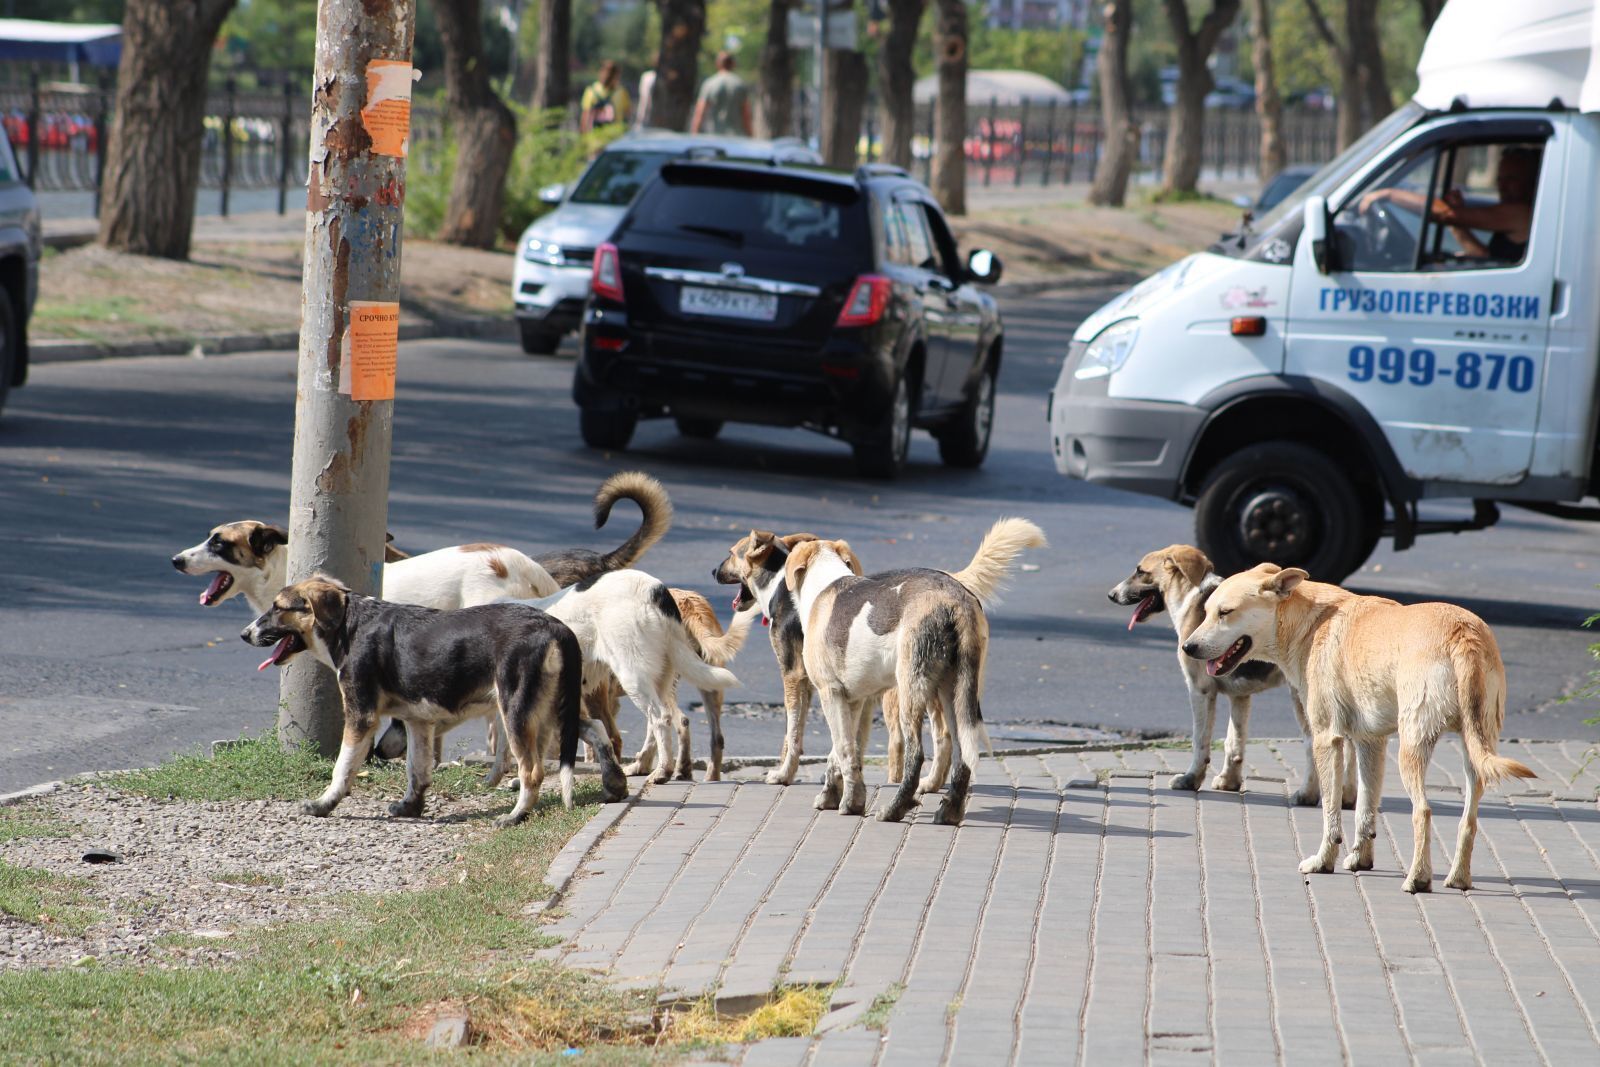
[1049,0,1600,580]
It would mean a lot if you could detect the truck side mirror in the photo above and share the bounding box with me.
[1304,195,1332,274]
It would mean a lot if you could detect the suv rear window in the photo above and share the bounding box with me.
[629,165,869,257]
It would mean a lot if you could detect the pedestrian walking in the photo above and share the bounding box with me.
[636,60,657,129]
[581,61,632,133]
[690,52,752,137]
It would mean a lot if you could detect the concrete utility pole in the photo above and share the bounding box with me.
[280,0,416,754]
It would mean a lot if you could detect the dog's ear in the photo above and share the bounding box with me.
[305,578,350,626]
[1264,567,1308,598]
[779,532,820,549]
[1162,550,1208,590]
[249,524,289,559]
[745,529,777,566]
[836,541,865,576]
[383,532,410,563]
[785,539,822,593]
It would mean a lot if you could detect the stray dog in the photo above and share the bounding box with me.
[1183,564,1536,893]
[783,518,1047,825]
[497,570,743,786]
[1109,544,1351,806]
[596,590,757,782]
[242,576,628,825]
[714,533,950,791]
[171,471,672,616]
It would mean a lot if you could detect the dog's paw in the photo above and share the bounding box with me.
[300,800,334,818]
[1209,773,1243,792]
[841,790,867,817]
[1342,851,1374,872]
[479,772,504,789]
[916,776,943,796]
[765,767,793,786]
[1402,874,1432,894]
[1168,772,1200,792]
[622,761,646,778]
[387,799,424,819]
[1290,786,1320,807]
[931,797,964,826]
[874,803,908,823]
[1298,854,1335,875]
[648,770,672,786]
[814,790,839,811]
[1443,871,1472,892]
[674,767,695,783]
[493,811,528,829]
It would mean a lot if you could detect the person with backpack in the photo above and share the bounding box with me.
[581,61,632,133]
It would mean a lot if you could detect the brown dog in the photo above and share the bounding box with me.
[1184,564,1536,893]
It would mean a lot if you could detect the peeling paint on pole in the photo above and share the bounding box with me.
[280,0,416,754]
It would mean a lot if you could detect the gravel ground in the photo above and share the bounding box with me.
[1,784,519,971]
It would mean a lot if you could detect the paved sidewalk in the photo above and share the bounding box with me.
[540,738,1600,1065]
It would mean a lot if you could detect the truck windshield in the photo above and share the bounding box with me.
[1214,101,1427,258]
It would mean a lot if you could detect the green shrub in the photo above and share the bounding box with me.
[405,106,627,247]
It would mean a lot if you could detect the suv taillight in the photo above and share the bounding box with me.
[836,274,891,327]
[592,243,624,303]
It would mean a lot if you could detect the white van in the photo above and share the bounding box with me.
[1049,0,1600,580]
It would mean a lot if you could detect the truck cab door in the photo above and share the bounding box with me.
[1285,115,1562,486]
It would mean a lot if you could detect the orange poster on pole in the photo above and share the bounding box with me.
[348,301,400,401]
[362,59,415,157]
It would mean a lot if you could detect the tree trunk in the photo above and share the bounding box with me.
[821,50,868,169]
[652,0,706,131]
[532,0,571,113]
[878,0,925,170]
[1347,0,1390,131]
[96,0,236,260]
[757,0,793,138]
[931,0,967,215]
[1160,0,1239,197]
[1415,0,1444,32]
[1090,0,1136,206]
[1302,0,1361,150]
[436,0,517,249]
[1247,0,1284,184]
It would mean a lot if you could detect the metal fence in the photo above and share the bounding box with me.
[0,71,1338,216]
[0,73,444,217]
[861,100,1340,188]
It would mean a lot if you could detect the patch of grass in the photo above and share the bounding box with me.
[211,870,284,889]
[859,982,904,1030]
[102,733,496,806]
[0,806,72,843]
[0,780,667,1064]
[667,985,831,1046]
[31,293,181,342]
[0,860,98,937]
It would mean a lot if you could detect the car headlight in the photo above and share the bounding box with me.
[522,236,562,263]
[1074,319,1139,381]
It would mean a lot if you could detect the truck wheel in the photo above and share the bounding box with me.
[936,361,996,468]
[854,375,914,479]
[579,408,637,450]
[1194,441,1369,583]
[674,417,723,440]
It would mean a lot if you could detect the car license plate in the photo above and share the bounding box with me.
[679,286,778,322]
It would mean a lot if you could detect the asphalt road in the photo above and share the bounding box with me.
[2,288,1597,792]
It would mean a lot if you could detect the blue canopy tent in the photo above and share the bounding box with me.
[0,19,121,75]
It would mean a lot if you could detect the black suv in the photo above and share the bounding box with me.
[573,161,1004,476]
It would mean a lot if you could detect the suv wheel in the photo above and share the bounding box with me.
[579,408,637,451]
[519,322,560,355]
[0,288,14,418]
[854,375,914,479]
[1194,441,1369,583]
[937,361,996,468]
[674,417,723,440]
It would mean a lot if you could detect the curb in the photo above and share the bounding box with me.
[30,316,517,365]
[0,780,64,807]
[526,790,639,920]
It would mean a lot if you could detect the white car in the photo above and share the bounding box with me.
[512,130,820,354]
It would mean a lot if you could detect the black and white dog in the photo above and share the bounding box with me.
[242,575,628,826]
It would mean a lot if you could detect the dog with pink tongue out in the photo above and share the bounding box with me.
[1108,544,1351,807]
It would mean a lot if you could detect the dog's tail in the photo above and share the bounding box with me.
[948,517,1048,609]
[669,632,741,694]
[595,472,674,573]
[1452,626,1536,788]
[556,631,583,810]
[692,603,757,668]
